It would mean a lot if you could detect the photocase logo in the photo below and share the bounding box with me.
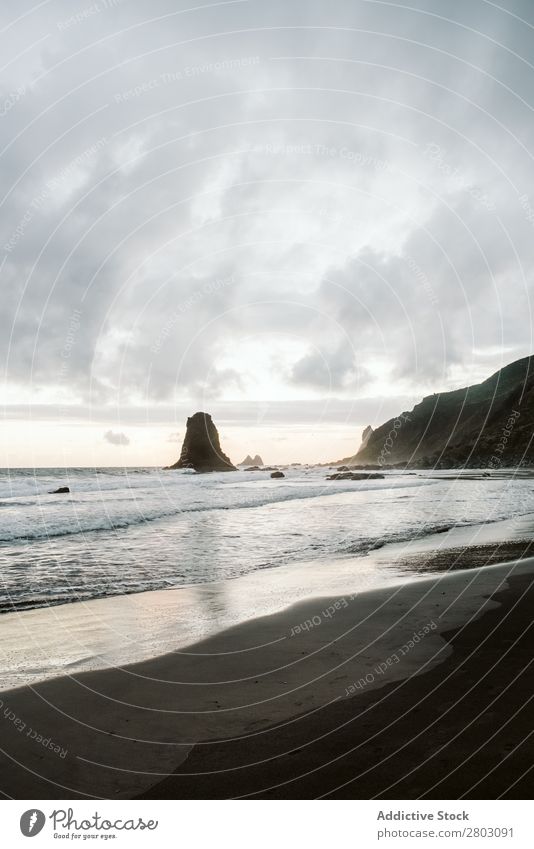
[20,810,46,837]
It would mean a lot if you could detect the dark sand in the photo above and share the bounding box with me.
[1,558,533,800]
[143,570,534,800]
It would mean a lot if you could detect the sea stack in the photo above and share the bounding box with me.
[239,454,264,466]
[169,412,237,472]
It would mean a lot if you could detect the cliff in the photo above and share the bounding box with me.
[349,356,534,468]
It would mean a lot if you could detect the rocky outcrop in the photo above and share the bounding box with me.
[270,471,285,478]
[49,486,70,494]
[168,412,237,472]
[239,454,264,466]
[326,472,384,481]
[360,425,373,450]
[346,356,534,468]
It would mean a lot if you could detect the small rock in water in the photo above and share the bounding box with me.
[270,471,285,478]
[49,486,70,494]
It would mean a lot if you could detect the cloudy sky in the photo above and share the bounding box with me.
[2,0,534,466]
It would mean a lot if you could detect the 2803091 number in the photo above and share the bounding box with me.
[463,828,514,838]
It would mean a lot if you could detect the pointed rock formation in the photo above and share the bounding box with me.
[239,454,264,466]
[360,425,373,450]
[168,412,237,472]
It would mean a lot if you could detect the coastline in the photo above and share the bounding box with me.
[0,548,421,692]
[3,509,534,691]
[1,556,533,799]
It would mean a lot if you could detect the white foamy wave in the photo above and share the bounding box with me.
[0,468,429,543]
[1,467,533,613]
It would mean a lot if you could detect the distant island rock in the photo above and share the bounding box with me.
[167,412,237,472]
[239,454,264,466]
[336,356,534,469]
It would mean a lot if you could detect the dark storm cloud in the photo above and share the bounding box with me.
[2,0,534,418]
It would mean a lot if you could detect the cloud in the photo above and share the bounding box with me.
[104,430,130,446]
[2,0,534,424]
[290,341,371,391]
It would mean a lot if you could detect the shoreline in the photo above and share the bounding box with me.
[0,549,420,692]
[0,556,533,799]
[2,510,534,691]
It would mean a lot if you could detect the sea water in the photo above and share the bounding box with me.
[1,466,533,613]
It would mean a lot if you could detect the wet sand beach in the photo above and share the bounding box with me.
[0,557,533,799]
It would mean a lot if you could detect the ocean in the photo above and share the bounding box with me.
[1,466,533,615]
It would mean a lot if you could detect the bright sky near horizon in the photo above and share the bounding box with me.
[2,0,534,466]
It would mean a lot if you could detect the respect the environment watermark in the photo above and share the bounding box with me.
[3,138,107,254]
[113,57,260,102]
